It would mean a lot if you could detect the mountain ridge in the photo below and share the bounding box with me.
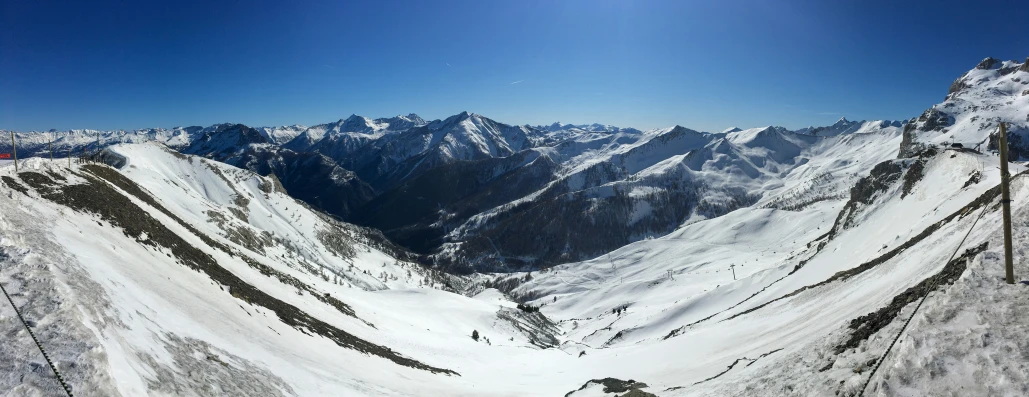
[3,57,1027,273]
[3,56,1029,396]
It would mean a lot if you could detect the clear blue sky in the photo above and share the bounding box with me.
[2,0,1027,132]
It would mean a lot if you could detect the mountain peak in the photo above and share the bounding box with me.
[380,114,427,129]
[661,125,706,138]
[343,114,367,123]
[457,111,488,122]
[430,111,485,130]
[975,57,1001,70]
[831,117,854,127]
[341,114,373,128]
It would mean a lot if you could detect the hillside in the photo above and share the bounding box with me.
[3,133,1028,396]
[2,55,1029,397]
[0,113,911,272]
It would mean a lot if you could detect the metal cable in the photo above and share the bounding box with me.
[858,170,1001,396]
[0,279,75,396]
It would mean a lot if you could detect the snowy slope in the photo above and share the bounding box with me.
[0,148,579,396]
[431,121,904,270]
[282,114,426,155]
[4,139,1021,396]
[342,112,545,189]
[795,118,904,137]
[0,112,912,272]
[258,125,307,145]
[3,57,1029,397]
[506,148,1028,396]
[902,57,1029,157]
[535,122,643,144]
[0,147,707,396]
[0,127,202,158]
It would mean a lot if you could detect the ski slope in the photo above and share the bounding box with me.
[2,134,1027,396]
[2,57,1029,396]
[515,149,1028,396]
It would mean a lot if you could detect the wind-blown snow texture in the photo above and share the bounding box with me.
[2,57,1029,396]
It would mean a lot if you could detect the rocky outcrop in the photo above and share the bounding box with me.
[898,123,918,158]
[834,242,987,355]
[900,107,952,157]
[988,130,1029,161]
[975,57,999,70]
[917,107,951,131]
[565,378,655,397]
[947,75,969,98]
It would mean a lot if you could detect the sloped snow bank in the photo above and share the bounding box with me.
[864,211,1029,396]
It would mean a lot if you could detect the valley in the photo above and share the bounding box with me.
[2,57,1029,396]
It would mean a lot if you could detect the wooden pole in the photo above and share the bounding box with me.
[49,134,54,161]
[998,122,1015,284]
[9,131,16,173]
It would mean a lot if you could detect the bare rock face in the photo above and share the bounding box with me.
[917,107,951,131]
[948,76,969,98]
[899,107,952,158]
[976,57,1000,70]
[1019,57,1029,73]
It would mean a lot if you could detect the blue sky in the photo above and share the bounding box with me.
[2,0,1027,132]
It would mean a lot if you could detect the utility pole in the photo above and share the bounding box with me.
[49,133,54,162]
[9,131,16,173]
[729,264,737,280]
[998,122,1015,284]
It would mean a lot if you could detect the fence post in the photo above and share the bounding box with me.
[9,131,16,173]
[998,122,1015,284]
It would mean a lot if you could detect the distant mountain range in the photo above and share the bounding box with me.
[3,56,1029,396]
[4,57,1028,273]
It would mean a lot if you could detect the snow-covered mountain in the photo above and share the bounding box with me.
[535,122,643,143]
[901,57,1029,157]
[3,56,1029,396]
[283,114,426,155]
[338,112,544,189]
[511,145,1028,396]
[795,117,904,137]
[2,57,1027,275]
[0,126,201,158]
[258,124,307,145]
[0,114,930,273]
[426,123,907,271]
